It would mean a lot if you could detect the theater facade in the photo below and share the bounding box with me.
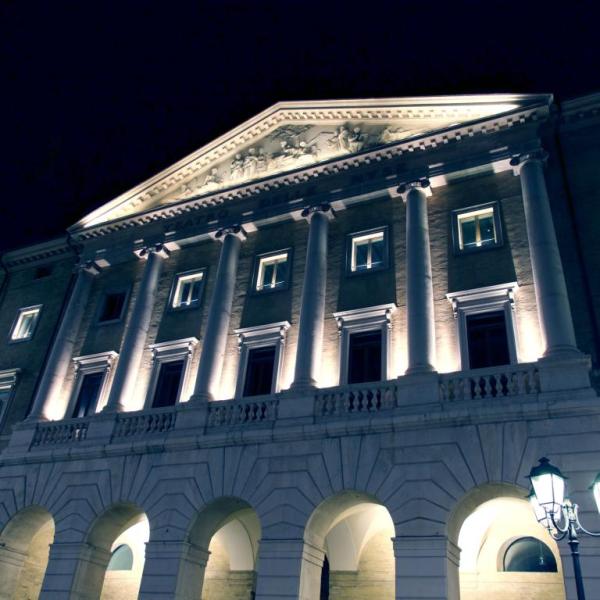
[0,93,599,599]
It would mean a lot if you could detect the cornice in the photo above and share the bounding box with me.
[558,92,600,126]
[70,102,549,243]
[1,237,73,270]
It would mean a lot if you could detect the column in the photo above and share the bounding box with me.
[393,535,460,600]
[254,538,324,600]
[138,540,210,599]
[28,261,102,421]
[511,150,580,358]
[400,179,436,373]
[292,204,332,390]
[103,244,169,413]
[192,226,246,400]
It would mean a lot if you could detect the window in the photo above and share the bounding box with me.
[171,270,205,309]
[446,283,519,370]
[10,306,42,341]
[466,311,510,369]
[453,202,502,253]
[243,347,276,397]
[98,291,127,323]
[145,338,198,408]
[69,352,118,417]
[0,369,19,427]
[107,544,134,571]
[72,372,104,418]
[503,537,557,573]
[234,322,290,398]
[333,304,396,385]
[348,228,388,273]
[348,330,382,384]
[254,250,290,292]
[152,360,185,407]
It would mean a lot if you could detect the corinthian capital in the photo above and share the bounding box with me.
[300,202,335,220]
[510,149,549,174]
[134,242,171,260]
[215,224,247,241]
[397,178,431,201]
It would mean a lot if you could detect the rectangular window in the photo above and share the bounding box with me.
[98,291,127,323]
[152,359,185,407]
[466,311,511,369]
[348,330,382,384]
[454,203,502,253]
[172,271,205,309]
[243,346,276,397]
[255,252,290,292]
[10,306,41,341]
[0,369,19,426]
[72,372,104,418]
[349,229,388,273]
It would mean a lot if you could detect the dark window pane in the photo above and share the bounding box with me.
[504,537,557,572]
[348,331,382,384]
[153,360,184,407]
[479,214,496,245]
[371,238,384,267]
[99,292,126,322]
[466,311,510,369]
[243,346,276,397]
[274,262,287,286]
[180,281,193,305]
[262,263,275,288]
[460,218,477,248]
[72,372,104,418]
[355,243,369,270]
[190,280,203,303]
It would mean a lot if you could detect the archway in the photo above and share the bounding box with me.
[71,502,148,600]
[0,506,55,600]
[302,491,395,600]
[181,497,261,599]
[450,484,566,600]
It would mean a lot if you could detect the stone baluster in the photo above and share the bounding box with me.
[103,244,169,413]
[399,179,437,373]
[511,150,580,358]
[28,260,104,422]
[192,226,246,400]
[292,204,333,390]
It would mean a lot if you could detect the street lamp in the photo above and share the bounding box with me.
[528,457,600,600]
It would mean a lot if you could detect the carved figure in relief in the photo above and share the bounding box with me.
[243,148,259,178]
[379,126,414,144]
[230,153,244,180]
[257,148,268,172]
[202,168,223,190]
[329,125,364,153]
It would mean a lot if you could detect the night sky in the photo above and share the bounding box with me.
[2,1,599,254]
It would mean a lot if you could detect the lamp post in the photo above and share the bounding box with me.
[527,457,600,600]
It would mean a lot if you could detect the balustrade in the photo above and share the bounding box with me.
[31,420,89,447]
[206,397,278,427]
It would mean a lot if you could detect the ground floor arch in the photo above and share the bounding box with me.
[450,483,566,600]
[68,502,148,600]
[0,505,55,600]
[302,491,396,600]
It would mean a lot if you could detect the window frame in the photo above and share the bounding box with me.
[0,368,20,428]
[9,305,42,343]
[67,351,119,418]
[144,337,198,409]
[234,321,290,399]
[451,201,503,255]
[95,288,130,326]
[251,249,292,295]
[169,268,207,311]
[333,303,396,385]
[446,282,519,370]
[346,226,390,276]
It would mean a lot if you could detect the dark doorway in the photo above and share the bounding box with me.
[320,555,330,600]
[466,311,510,369]
[72,371,104,418]
[348,330,382,384]
[152,360,184,407]
[243,346,276,396]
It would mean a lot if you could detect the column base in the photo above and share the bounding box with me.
[405,364,436,375]
[538,353,592,393]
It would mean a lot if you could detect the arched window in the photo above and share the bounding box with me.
[320,555,330,600]
[503,537,557,572]
[106,544,134,571]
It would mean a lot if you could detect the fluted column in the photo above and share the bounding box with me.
[193,226,246,400]
[103,244,169,413]
[292,204,333,390]
[28,260,103,422]
[400,179,436,373]
[511,150,580,358]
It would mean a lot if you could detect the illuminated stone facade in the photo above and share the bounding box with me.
[0,94,599,599]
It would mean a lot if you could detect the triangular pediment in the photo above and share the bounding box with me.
[73,94,550,230]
